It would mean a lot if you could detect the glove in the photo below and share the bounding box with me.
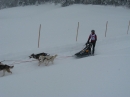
[85,42,87,45]
[85,40,89,45]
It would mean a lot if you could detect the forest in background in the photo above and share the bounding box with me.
[0,0,130,9]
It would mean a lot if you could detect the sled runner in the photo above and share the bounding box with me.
[75,42,92,58]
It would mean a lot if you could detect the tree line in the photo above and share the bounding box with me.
[0,0,130,9]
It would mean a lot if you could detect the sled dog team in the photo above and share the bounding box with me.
[0,53,58,76]
[0,30,97,76]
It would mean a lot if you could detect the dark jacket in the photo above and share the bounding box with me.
[88,34,97,43]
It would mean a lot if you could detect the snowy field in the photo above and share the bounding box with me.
[0,3,130,97]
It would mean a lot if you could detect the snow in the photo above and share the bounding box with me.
[0,3,130,97]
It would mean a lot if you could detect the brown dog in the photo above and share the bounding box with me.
[0,62,14,76]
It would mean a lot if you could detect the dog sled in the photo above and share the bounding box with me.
[74,42,92,58]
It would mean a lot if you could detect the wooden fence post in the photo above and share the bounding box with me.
[127,21,130,34]
[105,21,108,37]
[76,22,79,41]
[38,24,41,48]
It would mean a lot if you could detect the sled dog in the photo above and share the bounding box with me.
[39,55,58,66]
[0,62,14,76]
[29,52,48,60]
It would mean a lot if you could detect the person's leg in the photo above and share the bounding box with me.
[92,42,96,55]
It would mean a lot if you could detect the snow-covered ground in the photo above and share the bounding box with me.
[0,3,130,97]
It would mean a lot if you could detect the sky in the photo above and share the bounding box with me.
[0,3,130,97]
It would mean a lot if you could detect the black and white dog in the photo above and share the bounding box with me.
[29,52,48,60]
[0,62,14,76]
